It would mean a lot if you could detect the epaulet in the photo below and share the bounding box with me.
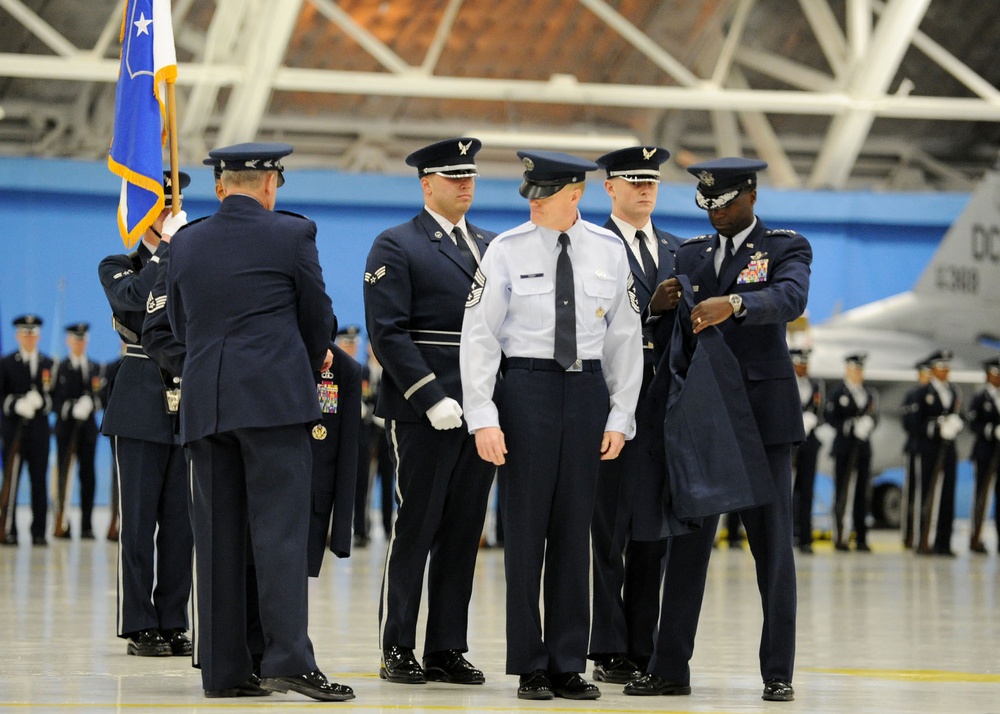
[681,234,712,245]
[587,222,621,243]
[275,209,311,221]
[764,229,801,238]
[176,216,209,232]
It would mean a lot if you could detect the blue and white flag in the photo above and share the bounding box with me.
[108,0,177,248]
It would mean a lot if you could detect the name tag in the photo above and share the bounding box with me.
[519,273,544,279]
[737,259,768,284]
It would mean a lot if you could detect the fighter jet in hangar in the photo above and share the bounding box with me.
[789,169,1000,528]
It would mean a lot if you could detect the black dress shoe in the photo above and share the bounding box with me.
[380,645,426,684]
[550,672,600,700]
[205,674,271,698]
[855,542,871,552]
[126,629,171,656]
[934,548,956,557]
[799,543,814,554]
[970,542,988,554]
[160,629,193,656]
[55,530,72,540]
[81,529,95,540]
[762,679,794,701]
[834,542,850,552]
[32,536,47,547]
[422,649,485,684]
[261,669,355,701]
[624,672,691,696]
[517,669,553,700]
[592,653,641,683]
[1,534,16,546]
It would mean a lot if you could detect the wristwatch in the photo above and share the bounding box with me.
[728,293,743,314]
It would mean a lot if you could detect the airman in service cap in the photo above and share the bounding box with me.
[202,156,223,181]
[844,352,867,367]
[516,150,598,200]
[209,142,293,187]
[924,349,953,367]
[789,348,810,365]
[405,138,481,178]
[13,314,42,332]
[983,357,1000,375]
[65,322,90,338]
[687,157,767,211]
[162,170,191,207]
[335,325,361,344]
[596,145,670,184]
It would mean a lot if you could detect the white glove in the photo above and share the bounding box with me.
[372,415,385,429]
[24,390,43,410]
[72,395,94,420]
[853,414,875,441]
[938,414,961,441]
[161,210,188,238]
[994,423,1000,440]
[946,412,964,437]
[801,411,818,434]
[426,397,464,430]
[13,397,37,420]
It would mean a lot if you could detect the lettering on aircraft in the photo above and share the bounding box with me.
[935,264,978,294]
[971,224,1000,262]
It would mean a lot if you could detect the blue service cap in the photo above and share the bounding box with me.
[65,322,90,338]
[596,145,670,183]
[405,138,481,178]
[789,348,810,364]
[923,349,953,367]
[983,357,1000,374]
[844,352,867,367]
[687,157,767,210]
[202,156,222,180]
[336,325,362,343]
[209,142,293,187]
[13,314,42,330]
[162,171,191,207]
[517,150,598,199]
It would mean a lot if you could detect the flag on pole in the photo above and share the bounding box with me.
[108,0,177,248]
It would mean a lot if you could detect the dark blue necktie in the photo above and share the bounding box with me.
[717,235,734,278]
[554,233,577,369]
[453,227,477,274]
[636,230,656,288]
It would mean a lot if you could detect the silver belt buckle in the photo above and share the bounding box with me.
[566,359,583,372]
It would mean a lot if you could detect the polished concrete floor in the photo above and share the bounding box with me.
[0,506,998,713]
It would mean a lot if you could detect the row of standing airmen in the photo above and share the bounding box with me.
[1,136,996,706]
[790,346,1000,556]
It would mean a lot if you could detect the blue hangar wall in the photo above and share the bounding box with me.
[0,156,973,511]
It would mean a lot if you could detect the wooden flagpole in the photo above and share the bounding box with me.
[167,79,180,214]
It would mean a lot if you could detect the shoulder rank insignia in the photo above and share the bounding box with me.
[275,209,311,220]
[364,266,387,285]
[764,229,801,238]
[146,293,167,314]
[465,268,487,308]
[626,273,640,314]
[682,234,711,245]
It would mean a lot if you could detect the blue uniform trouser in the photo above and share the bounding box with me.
[499,365,609,675]
[114,435,191,637]
[650,444,796,685]
[378,420,494,654]
[188,425,316,692]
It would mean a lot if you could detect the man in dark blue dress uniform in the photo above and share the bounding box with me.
[790,348,823,554]
[165,143,350,702]
[587,146,680,683]
[911,350,963,556]
[627,158,811,702]
[51,322,103,539]
[98,173,192,658]
[901,359,932,548]
[825,353,879,552]
[0,314,54,546]
[364,138,497,686]
[967,357,1000,554]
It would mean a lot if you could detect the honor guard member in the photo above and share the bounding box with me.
[901,359,932,547]
[912,350,963,556]
[364,137,497,686]
[334,325,372,548]
[461,150,643,701]
[587,145,680,683]
[101,346,124,542]
[98,171,193,657]
[51,323,103,539]
[166,143,351,702]
[627,158,810,703]
[790,349,822,554]
[0,314,54,546]
[967,357,1000,554]
[824,353,879,552]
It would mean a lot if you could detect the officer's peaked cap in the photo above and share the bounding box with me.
[202,156,223,180]
[596,146,670,183]
[687,157,767,211]
[983,356,1000,374]
[517,150,597,200]
[789,348,810,365]
[162,171,191,207]
[924,349,953,366]
[844,352,867,367]
[13,314,42,329]
[209,142,293,187]
[65,322,90,337]
[406,138,481,178]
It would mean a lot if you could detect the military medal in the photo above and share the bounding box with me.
[312,424,328,440]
